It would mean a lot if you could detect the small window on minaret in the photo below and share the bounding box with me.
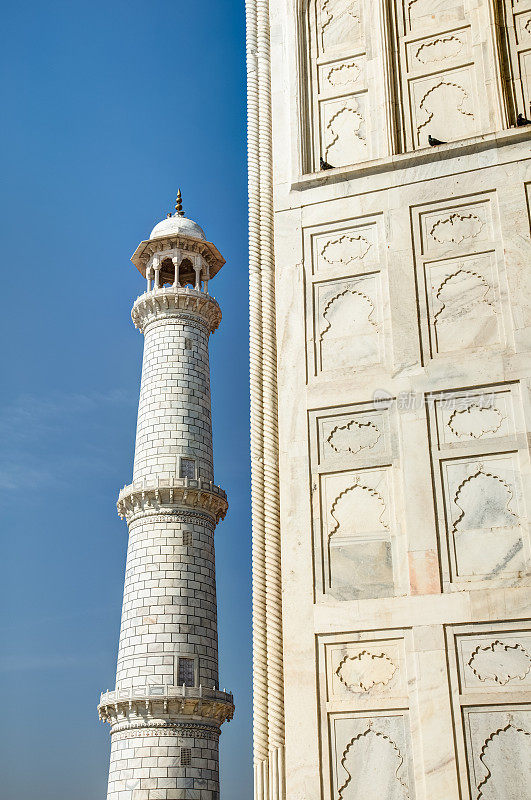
[183,530,193,547]
[185,337,193,350]
[178,657,195,687]
[179,458,196,480]
[180,747,192,766]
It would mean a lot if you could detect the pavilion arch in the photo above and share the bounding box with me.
[152,256,206,290]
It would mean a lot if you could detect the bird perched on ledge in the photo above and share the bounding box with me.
[320,156,334,170]
[428,134,446,146]
[517,113,531,127]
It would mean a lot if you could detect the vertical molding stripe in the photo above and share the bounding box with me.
[256,0,285,753]
[246,0,270,771]
[247,0,285,797]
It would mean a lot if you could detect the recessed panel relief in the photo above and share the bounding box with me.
[318,0,364,55]
[406,29,470,71]
[312,221,380,276]
[314,274,382,374]
[433,389,516,447]
[515,10,531,44]
[320,468,395,599]
[405,0,466,33]
[419,201,492,256]
[330,714,414,800]
[456,632,531,690]
[410,66,477,148]
[463,708,531,800]
[316,407,391,467]
[326,640,404,699]
[320,93,369,168]
[441,453,527,581]
[424,253,502,355]
[319,56,365,96]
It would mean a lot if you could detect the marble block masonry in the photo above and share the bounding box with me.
[246,2,531,800]
[99,192,234,800]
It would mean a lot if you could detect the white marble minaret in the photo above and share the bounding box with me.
[99,192,234,800]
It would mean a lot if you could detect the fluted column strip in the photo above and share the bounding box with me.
[246,0,270,773]
[256,0,285,759]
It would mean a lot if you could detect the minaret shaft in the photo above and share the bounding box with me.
[133,317,214,485]
[116,314,219,695]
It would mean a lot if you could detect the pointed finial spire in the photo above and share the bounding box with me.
[175,189,184,217]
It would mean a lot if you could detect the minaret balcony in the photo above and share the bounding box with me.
[98,684,235,726]
[131,284,222,333]
[117,476,228,523]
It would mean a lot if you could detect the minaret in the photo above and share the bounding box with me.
[99,192,234,800]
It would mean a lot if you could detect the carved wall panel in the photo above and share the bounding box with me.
[309,399,403,602]
[442,452,525,580]
[425,252,501,355]
[392,0,498,149]
[311,404,392,469]
[447,623,531,800]
[320,93,369,165]
[306,0,391,170]
[412,194,511,363]
[319,467,396,599]
[318,632,413,800]
[464,709,531,800]
[310,218,380,276]
[314,274,383,374]
[427,384,531,590]
[324,639,406,701]
[305,216,389,378]
[330,714,414,800]
[457,631,531,691]
[501,0,531,119]
[432,387,516,447]
[419,199,492,256]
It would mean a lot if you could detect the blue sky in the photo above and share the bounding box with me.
[0,1,251,797]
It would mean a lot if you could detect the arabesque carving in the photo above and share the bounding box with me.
[415,35,463,64]
[429,211,484,245]
[327,61,361,88]
[452,468,517,534]
[434,269,495,329]
[321,233,371,265]
[324,101,366,165]
[448,403,503,439]
[336,650,397,692]
[416,81,474,139]
[320,287,377,340]
[319,285,380,370]
[328,419,381,454]
[476,724,531,800]
[329,480,388,541]
[467,640,531,685]
[320,0,362,52]
[339,727,409,800]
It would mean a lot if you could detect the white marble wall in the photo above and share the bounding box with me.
[261,1,531,799]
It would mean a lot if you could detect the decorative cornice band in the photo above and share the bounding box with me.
[117,478,228,524]
[127,509,216,528]
[99,686,234,727]
[110,722,221,740]
[132,233,225,279]
[131,287,222,334]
